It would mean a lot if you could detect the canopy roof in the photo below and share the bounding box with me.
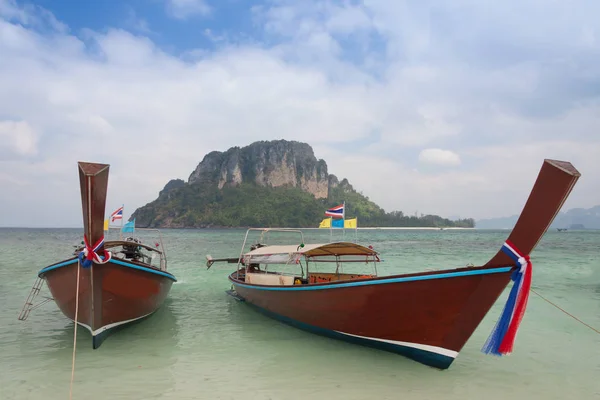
[243,242,378,264]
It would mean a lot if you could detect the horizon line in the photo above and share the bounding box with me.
[0,226,483,230]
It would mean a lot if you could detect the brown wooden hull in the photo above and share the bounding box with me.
[40,257,175,348]
[229,265,514,369]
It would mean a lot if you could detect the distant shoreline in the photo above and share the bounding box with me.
[0,226,476,230]
[2,226,597,231]
[303,227,475,230]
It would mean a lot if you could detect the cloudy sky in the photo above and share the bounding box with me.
[1,0,598,227]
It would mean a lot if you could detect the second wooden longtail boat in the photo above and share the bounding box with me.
[207,159,580,369]
[18,161,177,349]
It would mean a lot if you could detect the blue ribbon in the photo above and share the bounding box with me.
[78,251,92,268]
[481,241,526,355]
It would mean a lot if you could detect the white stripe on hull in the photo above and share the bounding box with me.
[69,311,156,336]
[334,331,458,359]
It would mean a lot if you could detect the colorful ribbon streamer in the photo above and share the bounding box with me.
[78,234,112,268]
[482,240,532,356]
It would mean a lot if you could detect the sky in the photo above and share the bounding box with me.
[0,0,599,227]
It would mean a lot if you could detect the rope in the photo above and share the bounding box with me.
[69,260,81,399]
[531,288,600,335]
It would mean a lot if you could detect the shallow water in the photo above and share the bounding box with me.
[0,228,599,399]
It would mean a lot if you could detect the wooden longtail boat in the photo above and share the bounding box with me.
[207,159,580,369]
[18,162,177,349]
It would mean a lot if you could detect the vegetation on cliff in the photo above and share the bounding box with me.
[130,140,475,228]
[131,177,474,228]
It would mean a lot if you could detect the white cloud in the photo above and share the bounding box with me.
[0,0,599,227]
[418,148,461,167]
[165,0,211,20]
[0,120,38,157]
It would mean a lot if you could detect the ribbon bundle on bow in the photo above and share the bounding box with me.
[78,235,112,268]
[481,240,532,356]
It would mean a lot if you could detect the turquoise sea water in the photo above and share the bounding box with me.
[0,228,598,400]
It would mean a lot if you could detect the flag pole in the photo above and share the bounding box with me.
[120,203,124,240]
[342,200,346,241]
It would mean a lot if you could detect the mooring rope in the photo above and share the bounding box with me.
[69,260,82,399]
[531,288,600,335]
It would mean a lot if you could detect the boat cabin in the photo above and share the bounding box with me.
[231,229,380,286]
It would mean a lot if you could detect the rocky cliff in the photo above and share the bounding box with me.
[187,140,330,198]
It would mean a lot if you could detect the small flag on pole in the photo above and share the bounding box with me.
[122,219,135,233]
[325,204,344,218]
[318,218,332,228]
[344,218,357,229]
[332,218,344,228]
[111,206,123,222]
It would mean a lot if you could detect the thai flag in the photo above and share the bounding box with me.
[111,206,123,222]
[325,204,344,218]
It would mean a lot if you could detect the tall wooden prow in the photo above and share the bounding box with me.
[78,162,110,250]
[77,161,110,340]
[485,159,581,268]
[18,162,111,322]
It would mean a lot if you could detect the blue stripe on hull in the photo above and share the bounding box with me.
[38,258,177,281]
[233,290,455,370]
[38,258,78,275]
[231,266,512,292]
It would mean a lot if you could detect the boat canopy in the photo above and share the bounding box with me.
[242,242,379,265]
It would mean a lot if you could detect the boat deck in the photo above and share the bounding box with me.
[235,269,376,286]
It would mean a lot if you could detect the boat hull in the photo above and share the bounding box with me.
[229,266,514,369]
[40,257,175,348]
